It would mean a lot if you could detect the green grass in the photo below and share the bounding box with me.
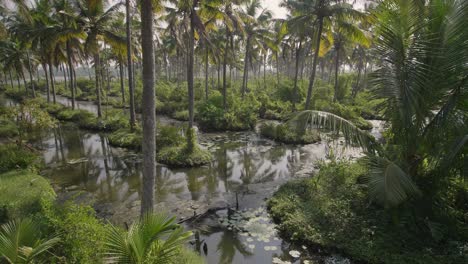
[267,161,467,264]
[0,170,55,223]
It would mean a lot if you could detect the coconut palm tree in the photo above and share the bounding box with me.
[104,214,192,263]
[78,0,123,118]
[283,0,366,109]
[240,0,273,98]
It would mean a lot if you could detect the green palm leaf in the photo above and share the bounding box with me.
[364,156,421,208]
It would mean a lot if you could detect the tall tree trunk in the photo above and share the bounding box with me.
[16,73,21,91]
[26,51,36,98]
[49,59,57,104]
[263,53,266,89]
[187,15,195,130]
[42,63,50,103]
[8,70,14,90]
[119,61,125,104]
[223,29,230,110]
[241,36,251,98]
[66,41,76,110]
[305,16,324,110]
[352,61,362,99]
[140,0,156,216]
[94,53,103,118]
[293,41,302,110]
[333,45,340,102]
[126,0,136,130]
[276,51,280,85]
[62,64,67,92]
[205,45,209,100]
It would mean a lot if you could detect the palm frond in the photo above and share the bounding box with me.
[364,156,421,208]
[286,110,377,152]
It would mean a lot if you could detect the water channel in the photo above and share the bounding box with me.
[0,94,384,264]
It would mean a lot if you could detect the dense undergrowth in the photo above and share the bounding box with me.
[268,161,468,264]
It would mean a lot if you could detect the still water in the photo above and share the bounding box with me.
[2,94,372,263]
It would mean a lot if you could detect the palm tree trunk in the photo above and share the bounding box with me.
[242,36,251,98]
[293,41,302,110]
[48,59,57,104]
[16,73,21,91]
[94,53,103,118]
[305,16,324,110]
[42,63,50,103]
[187,15,195,129]
[205,45,209,100]
[140,0,156,216]
[126,0,136,130]
[62,64,67,92]
[119,61,125,104]
[223,29,230,110]
[8,70,14,90]
[276,51,280,85]
[66,41,76,109]
[263,53,266,89]
[333,46,340,102]
[26,51,36,98]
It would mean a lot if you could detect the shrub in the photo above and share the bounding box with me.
[39,201,108,263]
[268,161,467,264]
[157,144,212,167]
[197,92,259,131]
[0,170,55,223]
[171,110,189,121]
[157,125,184,150]
[108,128,142,150]
[0,144,37,173]
[260,122,321,144]
[0,118,18,138]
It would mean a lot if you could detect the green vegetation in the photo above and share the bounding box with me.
[104,213,202,264]
[268,161,467,264]
[0,144,38,173]
[197,92,260,131]
[0,118,18,138]
[0,170,55,223]
[260,122,320,144]
[157,128,212,167]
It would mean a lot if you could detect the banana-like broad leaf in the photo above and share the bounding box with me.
[364,156,421,208]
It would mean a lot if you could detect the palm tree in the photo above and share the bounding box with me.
[140,0,157,215]
[104,214,192,263]
[241,0,273,98]
[0,218,60,264]
[283,0,365,109]
[78,0,123,118]
[329,18,370,101]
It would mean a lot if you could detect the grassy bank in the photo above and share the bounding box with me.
[267,161,467,264]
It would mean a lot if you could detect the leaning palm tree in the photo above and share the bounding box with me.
[104,214,192,263]
[0,218,60,264]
